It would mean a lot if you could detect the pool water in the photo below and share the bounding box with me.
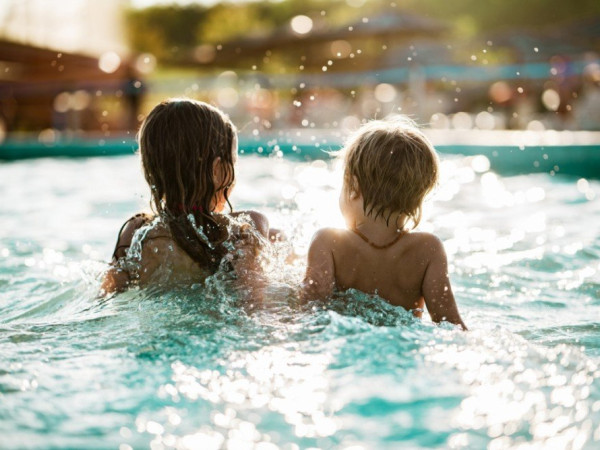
[1,153,599,449]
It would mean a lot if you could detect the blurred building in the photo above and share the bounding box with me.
[0,0,128,56]
[0,40,143,135]
[207,11,446,73]
[184,10,600,131]
[185,11,448,128]
[0,0,143,136]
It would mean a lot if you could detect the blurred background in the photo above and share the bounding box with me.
[0,0,599,154]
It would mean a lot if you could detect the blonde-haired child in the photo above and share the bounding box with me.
[303,117,467,330]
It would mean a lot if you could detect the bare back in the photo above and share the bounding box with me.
[303,228,466,329]
[331,230,430,311]
[101,211,268,294]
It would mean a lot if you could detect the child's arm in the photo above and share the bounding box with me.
[226,213,269,300]
[301,229,336,301]
[231,210,269,237]
[99,214,149,296]
[100,266,129,295]
[422,236,467,330]
[231,209,286,244]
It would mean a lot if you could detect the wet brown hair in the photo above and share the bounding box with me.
[139,98,236,269]
[343,116,439,228]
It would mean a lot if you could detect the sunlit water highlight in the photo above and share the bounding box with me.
[1,153,599,449]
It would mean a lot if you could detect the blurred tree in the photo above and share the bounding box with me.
[126,0,600,65]
[126,0,358,63]
[397,0,600,34]
[200,3,272,44]
[126,5,207,62]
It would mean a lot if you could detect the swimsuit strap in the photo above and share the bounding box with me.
[351,227,406,250]
[111,213,153,261]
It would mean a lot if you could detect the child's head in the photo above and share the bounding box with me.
[137,98,237,268]
[139,98,237,216]
[342,116,438,228]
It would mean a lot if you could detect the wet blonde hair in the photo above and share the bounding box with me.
[343,116,439,228]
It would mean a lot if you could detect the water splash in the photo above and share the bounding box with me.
[1,155,599,448]
[186,213,215,250]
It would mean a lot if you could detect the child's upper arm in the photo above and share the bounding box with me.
[100,266,130,296]
[302,228,336,301]
[421,235,467,330]
[100,214,149,296]
[232,210,286,243]
[111,213,151,261]
[233,210,269,238]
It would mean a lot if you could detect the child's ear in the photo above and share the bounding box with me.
[212,157,223,183]
[350,176,361,199]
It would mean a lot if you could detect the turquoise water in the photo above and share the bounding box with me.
[1,154,599,449]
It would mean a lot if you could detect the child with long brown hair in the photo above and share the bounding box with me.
[101,98,270,294]
[302,117,467,329]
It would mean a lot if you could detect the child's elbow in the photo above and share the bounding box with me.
[432,314,468,331]
[99,267,130,297]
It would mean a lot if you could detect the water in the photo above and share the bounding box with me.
[1,153,599,449]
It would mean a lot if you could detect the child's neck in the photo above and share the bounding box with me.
[352,213,405,241]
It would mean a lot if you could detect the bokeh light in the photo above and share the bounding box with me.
[452,112,473,130]
[489,81,512,103]
[526,120,546,131]
[374,83,397,103]
[71,90,91,111]
[194,45,216,63]
[475,111,495,130]
[430,113,450,129]
[330,40,352,58]
[53,92,71,113]
[290,15,313,35]
[134,53,157,74]
[98,51,121,73]
[542,89,561,111]
[217,88,239,108]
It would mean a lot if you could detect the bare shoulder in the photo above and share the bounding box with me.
[102,212,154,295]
[407,231,444,248]
[408,232,448,266]
[303,228,339,301]
[309,227,345,248]
[112,212,154,260]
